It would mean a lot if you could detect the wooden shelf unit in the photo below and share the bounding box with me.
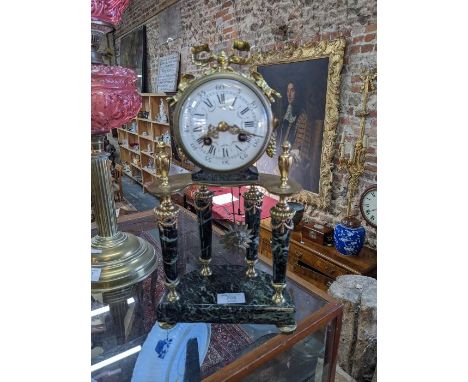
[117,93,171,191]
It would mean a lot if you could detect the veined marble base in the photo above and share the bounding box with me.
[157,265,296,331]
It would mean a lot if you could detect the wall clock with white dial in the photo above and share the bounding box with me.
[172,72,273,174]
[359,185,377,228]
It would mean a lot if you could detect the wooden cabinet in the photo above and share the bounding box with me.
[117,93,171,191]
[259,218,377,291]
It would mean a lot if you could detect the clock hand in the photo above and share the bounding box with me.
[228,124,264,138]
[199,122,233,141]
[200,122,264,140]
[204,124,219,138]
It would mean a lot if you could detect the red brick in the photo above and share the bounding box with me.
[365,33,376,42]
[353,35,364,43]
[364,164,377,173]
[366,156,377,164]
[365,24,377,32]
[223,27,233,34]
[361,44,374,53]
[351,75,361,83]
[350,45,360,54]
[222,1,232,8]
[215,9,227,18]
[366,147,376,155]
[223,14,233,22]
[351,85,361,93]
[340,117,351,125]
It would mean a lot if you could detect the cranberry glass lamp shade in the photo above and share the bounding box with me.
[91,0,131,26]
[91,64,142,135]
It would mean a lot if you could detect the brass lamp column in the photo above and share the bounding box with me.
[91,135,157,292]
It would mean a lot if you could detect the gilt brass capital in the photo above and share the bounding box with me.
[244,185,264,213]
[154,196,179,228]
[194,185,214,212]
[270,197,294,232]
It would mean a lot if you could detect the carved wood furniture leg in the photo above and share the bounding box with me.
[194,185,214,276]
[243,185,264,278]
[154,196,180,305]
[270,197,294,305]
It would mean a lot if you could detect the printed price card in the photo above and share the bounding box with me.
[91,268,102,282]
[217,293,246,304]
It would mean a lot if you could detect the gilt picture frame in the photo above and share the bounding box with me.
[250,38,345,209]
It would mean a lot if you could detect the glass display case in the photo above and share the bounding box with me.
[91,209,342,382]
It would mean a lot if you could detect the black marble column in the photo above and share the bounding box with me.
[155,197,180,301]
[270,201,294,285]
[194,185,214,262]
[244,186,264,269]
[158,217,179,283]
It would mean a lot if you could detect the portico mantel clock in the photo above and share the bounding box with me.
[147,40,303,333]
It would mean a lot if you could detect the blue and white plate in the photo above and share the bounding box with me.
[131,322,211,382]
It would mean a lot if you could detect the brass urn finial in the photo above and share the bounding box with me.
[155,141,170,187]
[278,141,292,189]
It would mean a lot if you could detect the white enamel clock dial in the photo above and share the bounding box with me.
[360,186,377,228]
[175,75,271,172]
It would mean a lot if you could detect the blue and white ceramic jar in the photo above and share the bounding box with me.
[334,216,366,256]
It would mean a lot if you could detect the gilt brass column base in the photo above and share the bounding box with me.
[164,279,181,302]
[199,257,213,277]
[158,321,176,330]
[91,232,157,293]
[272,282,286,305]
[277,324,297,334]
[245,258,258,278]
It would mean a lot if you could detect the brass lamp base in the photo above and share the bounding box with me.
[91,134,157,293]
[91,232,157,293]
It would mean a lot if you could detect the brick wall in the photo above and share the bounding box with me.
[115,0,377,247]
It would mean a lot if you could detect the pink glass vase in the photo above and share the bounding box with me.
[91,0,130,25]
[91,64,142,135]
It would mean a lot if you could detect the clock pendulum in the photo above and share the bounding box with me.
[148,40,302,333]
[237,186,244,217]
